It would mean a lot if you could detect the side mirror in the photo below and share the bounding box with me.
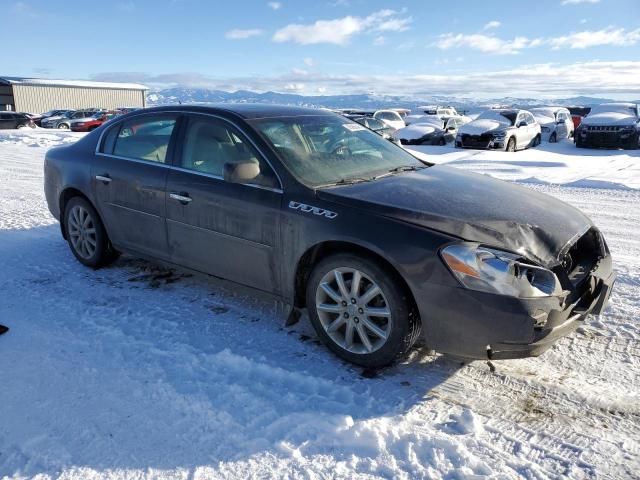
[517,121,527,128]
[224,161,260,184]
[447,126,456,131]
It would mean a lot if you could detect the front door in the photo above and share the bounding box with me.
[92,113,180,259]
[165,114,283,294]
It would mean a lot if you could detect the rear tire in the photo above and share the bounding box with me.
[306,253,421,368]
[58,123,69,130]
[64,197,119,268]
[506,137,516,152]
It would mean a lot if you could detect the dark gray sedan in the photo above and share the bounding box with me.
[44,105,615,367]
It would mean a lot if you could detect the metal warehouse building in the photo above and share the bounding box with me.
[0,77,148,113]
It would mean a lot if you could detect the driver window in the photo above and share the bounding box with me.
[180,116,279,189]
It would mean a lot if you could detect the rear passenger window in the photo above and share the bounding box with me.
[179,116,279,189]
[111,116,177,163]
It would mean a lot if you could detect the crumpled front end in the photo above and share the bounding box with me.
[418,227,616,359]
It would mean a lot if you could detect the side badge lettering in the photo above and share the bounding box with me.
[289,201,338,219]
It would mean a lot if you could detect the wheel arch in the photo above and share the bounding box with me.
[293,240,420,321]
[58,187,94,240]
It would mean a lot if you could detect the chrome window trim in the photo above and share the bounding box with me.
[95,152,173,168]
[94,109,284,193]
[169,165,283,194]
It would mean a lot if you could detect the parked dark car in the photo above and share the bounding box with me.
[575,103,639,149]
[0,112,35,129]
[44,105,616,367]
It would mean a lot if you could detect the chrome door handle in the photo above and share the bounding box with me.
[169,192,192,204]
[95,174,112,184]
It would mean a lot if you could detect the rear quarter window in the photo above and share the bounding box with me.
[109,115,178,163]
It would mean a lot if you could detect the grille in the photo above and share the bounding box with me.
[461,134,492,148]
[587,125,622,132]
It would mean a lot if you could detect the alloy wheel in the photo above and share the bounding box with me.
[67,205,97,260]
[315,267,392,354]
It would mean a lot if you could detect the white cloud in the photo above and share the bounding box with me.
[283,83,305,91]
[435,33,540,54]
[435,27,640,53]
[273,9,411,45]
[483,20,501,30]
[267,2,282,10]
[225,29,264,40]
[373,35,386,46]
[95,61,640,98]
[561,0,599,4]
[549,27,640,49]
[303,57,314,66]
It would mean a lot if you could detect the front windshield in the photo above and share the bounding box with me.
[477,110,517,125]
[249,115,426,187]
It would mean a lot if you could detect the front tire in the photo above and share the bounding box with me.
[506,137,516,152]
[306,254,421,368]
[549,132,557,143]
[64,197,119,268]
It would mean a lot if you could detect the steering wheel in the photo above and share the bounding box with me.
[331,142,352,156]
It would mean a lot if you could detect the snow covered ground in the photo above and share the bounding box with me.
[0,130,639,479]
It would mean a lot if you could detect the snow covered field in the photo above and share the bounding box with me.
[0,130,639,479]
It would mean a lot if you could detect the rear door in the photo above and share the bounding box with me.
[0,113,13,128]
[165,113,283,293]
[92,113,180,259]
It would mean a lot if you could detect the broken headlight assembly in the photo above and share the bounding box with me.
[441,243,563,298]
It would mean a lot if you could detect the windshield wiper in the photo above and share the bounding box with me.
[387,165,425,174]
[372,165,426,180]
[316,176,376,188]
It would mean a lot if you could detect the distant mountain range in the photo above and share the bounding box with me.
[147,88,638,113]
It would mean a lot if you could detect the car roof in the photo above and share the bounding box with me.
[142,103,335,120]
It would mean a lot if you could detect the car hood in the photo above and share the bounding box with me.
[533,115,556,127]
[581,112,639,127]
[394,124,440,140]
[317,166,592,268]
[458,119,512,135]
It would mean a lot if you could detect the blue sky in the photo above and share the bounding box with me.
[3,0,640,98]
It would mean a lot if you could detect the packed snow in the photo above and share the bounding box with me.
[0,130,639,479]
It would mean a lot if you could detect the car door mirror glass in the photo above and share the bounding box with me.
[224,161,260,184]
[517,121,527,128]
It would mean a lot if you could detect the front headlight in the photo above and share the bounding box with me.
[441,243,562,298]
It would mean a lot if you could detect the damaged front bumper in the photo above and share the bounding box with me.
[419,252,615,361]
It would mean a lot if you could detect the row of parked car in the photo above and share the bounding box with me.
[0,107,139,132]
[336,102,640,151]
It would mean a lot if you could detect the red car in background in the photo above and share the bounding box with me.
[567,106,592,130]
[70,111,119,132]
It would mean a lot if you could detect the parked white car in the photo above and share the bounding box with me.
[394,117,467,146]
[456,109,541,152]
[373,110,406,130]
[418,105,459,119]
[531,107,574,143]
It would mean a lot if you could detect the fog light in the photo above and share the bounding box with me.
[531,310,548,329]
